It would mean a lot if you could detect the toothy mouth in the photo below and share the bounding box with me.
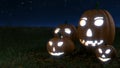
[98,57,111,62]
[80,39,104,47]
[49,52,64,56]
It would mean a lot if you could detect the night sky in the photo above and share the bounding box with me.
[0,0,120,27]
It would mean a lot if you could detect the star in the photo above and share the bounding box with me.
[42,2,47,7]
[64,0,67,7]
[21,1,25,5]
[29,7,32,10]
[28,0,32,3]
[0,10,4,14]
[8,13,13,16]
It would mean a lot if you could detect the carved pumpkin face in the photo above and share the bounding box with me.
[95,45,116,63]
[54,24,77,41]
[47,37,75,56]
[78,10,115,47]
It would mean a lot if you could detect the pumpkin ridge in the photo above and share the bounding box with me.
[103,10,115,45]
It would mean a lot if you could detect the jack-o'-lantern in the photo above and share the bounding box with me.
[95,45,116,63]
[78,10,115,48]
[47,36,75,56]
[54,23,77,41]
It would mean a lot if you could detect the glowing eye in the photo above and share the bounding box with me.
[105,49,111,54]
[94,20,103,26]
[80,20,86,26]
[94,17,104,26]
[64,28,71,34]
[54,28,60,34]
[79,17,87,26]
[98,48,103,54]
[57,41,63,47]
[49,41,53,46]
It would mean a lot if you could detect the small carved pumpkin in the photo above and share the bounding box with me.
[95,45,116,63]
[54,23,77,41]
[47,36,75,56]
[78,9,115,48]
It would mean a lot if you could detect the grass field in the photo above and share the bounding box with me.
[0,27,120,68]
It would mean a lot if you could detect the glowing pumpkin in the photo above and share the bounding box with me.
[95,45,116,63]
[54,23,77,41]
[78,10,115,48]
[47,36,75,56]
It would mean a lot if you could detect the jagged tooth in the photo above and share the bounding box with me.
[80,39,86,44]
[82,40,85,44]
[101,40,103,44]
[91,41,95,47]
[85,42,88,46]
[92,40,97,46]
[97,40,103,45]
[88,41,93,44]
[83,40,104,46]
[94,40,97,44]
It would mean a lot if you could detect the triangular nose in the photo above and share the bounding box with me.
[53,47,56,52]
[102,54,106,58]
[86,29,92,37]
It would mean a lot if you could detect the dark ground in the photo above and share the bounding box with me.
[0,27,120,68]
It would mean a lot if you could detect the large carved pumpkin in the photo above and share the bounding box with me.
[95,45,116,63]
[54,23,77,41]
[47,36,75,56]
[78,10,115,48]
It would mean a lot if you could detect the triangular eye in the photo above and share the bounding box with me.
[105,49,111,54]
[57,41,63,47]
[98,48,103,54]
[54,28,60,34]
[64,28,71,34]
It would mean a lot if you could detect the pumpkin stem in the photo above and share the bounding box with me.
[104,43,107,46]
[64,20,68,24]
[95,2,100,9]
